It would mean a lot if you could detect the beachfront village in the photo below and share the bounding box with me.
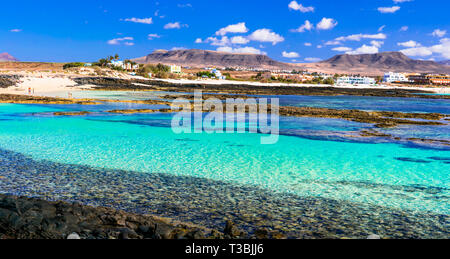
[5,54,450,89]
[87,55,450,87]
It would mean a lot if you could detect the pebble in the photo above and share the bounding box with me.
[67,233,81,240]
[367,234,381,240]
[0,148,448,239]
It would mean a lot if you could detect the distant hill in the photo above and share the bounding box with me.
[0,53,18,62]
[438,60,450,66]
[133,49,293,69]
[299,52,450,75]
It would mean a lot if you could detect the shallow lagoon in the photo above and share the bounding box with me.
[0,92,449,238]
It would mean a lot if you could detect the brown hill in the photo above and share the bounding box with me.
[133,49,293,69]
[438,60,450,66]
[0,53,18,62]
[0,62,63,72]
[300,52,450,75]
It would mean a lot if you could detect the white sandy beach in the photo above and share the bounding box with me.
[1,73,449,97]
[0,75,91,96]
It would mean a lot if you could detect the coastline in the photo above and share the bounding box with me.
[1,72,450,97]
[0,72,449,240]
[150,78,450,94]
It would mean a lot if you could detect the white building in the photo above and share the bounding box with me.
[170,65,182,73]
[211,68,226,80]
[383,72,409,83]
[110,60,139,70]
[110,60,124,68]
[336,76,376,86]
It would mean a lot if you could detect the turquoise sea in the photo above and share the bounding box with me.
[0,91,448,238]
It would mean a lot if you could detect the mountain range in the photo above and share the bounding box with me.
[0,53,18,62]
[438,60,450,66]
[308,52,450,75]
[134,49,450,75]
[133,49,293,69]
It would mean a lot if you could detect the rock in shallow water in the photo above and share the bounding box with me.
[67,233,81,240]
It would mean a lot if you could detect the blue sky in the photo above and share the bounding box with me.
[1,0,449,62]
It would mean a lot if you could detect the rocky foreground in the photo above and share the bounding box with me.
[0,75,21,88]
[0,194,259,239]
[74,77,450,99]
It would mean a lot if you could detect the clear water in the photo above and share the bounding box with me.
[0,93,449,215]
[44,90,450,114]
[273,95,450,114]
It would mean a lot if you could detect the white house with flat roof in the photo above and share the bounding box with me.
[383,72,409,83]
[170,65,182,73]
[336,76,376,86]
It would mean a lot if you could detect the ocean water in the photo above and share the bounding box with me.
[44,90,450,113]
[0,95,449,217]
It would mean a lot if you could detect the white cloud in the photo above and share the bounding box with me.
[325,40,341,46]
[393,0,413,3]
[177,3,192,8]
[332,47,352,52]
[400,47,433,57]
[282,51,300,58]
[288,1,314,13]
[122,18,153,24]
[304,42,312,47]
[107,37,134,46]
[397,40,421,48]
[371,40,384,48]
[248,29,284,45]
[432,29,447,37]
[10,29,22,32]
[429,38,450,59]
[378,6,401,14]
[171,47,187,50]
[195,38,203,43]
[148,34,161,40]
[346,44,379,55]
[335,33,387,42]
[205,36,230,46]
[215,22,249,36]
[217,46,266,55]
[164,22,187,29]
[291,20,314,33]
[205,35,250,46]
[230,36,250,44]
[304,57,322,62]
[400,38,450,59]
[378,25,386,32]
[400,26,409,32]
[316,18,338,30]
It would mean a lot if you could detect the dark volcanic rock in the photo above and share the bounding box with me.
[0,75,21,88]
[0,194,227,239]
[92,78,450,100]
[0,94,98,105]
[73,77,157,90]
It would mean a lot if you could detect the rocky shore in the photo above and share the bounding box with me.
[0,194,253,239]
[0,148,448,239]
[0,94,99,105]
[0,75,21,88]
[2,91,444,130]
[74,77,450,100]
